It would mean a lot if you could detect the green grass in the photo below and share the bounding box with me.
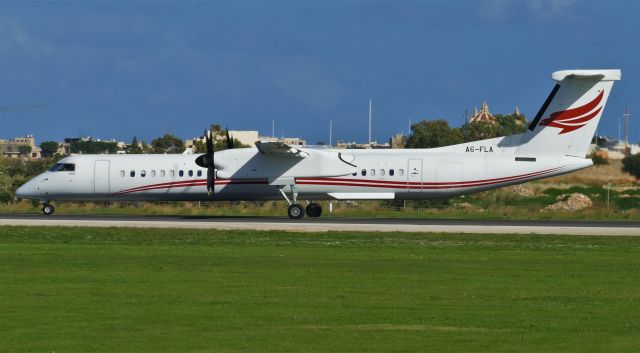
[1,227,640,352]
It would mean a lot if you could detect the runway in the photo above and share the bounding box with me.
[0,213,639,235]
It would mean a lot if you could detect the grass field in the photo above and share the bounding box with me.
[1,227,640,352]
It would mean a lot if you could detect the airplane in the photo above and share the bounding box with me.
[16,69,621,219]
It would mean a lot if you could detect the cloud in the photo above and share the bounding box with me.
[0,17,51,56]
[526,0,577,20]
[478,0,577,21]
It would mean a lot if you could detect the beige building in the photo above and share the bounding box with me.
[259,135,306,146]
[229,130,260,146]
[184,130,307,154]
[0,135,41,159]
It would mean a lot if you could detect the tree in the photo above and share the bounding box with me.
[460,121,500,142]
[494,113,527,136]
[622,154,640,178]
[70,140,118,154]
[40,141,59,158]
[126,136,144,154]
[405,119,463,148]
[150,134,185,154]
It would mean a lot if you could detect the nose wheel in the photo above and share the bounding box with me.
[41,203,55,216]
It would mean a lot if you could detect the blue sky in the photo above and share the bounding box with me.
[0,0,638,145]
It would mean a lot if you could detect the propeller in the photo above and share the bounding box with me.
[195,129,215,196]
[195,127,235,197]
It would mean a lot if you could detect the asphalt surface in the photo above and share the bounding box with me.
[0,213,639,235]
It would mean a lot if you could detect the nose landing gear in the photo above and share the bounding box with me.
[41,203,55,216]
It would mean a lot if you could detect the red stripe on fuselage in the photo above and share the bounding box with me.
[110,167,565,195]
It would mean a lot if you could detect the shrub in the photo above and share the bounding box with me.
[591,154,609,165]
[0,191,12,203]
[622,154,640,178]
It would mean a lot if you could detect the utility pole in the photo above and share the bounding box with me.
[272,120,275,138]
[623,107,631,155]
[408,118,412,136]
[329,120,333,147]
[368,99,372,145]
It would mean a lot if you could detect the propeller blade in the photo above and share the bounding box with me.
[206,130,215,196]
[225,127,233,149]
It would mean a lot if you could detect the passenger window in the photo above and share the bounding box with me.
[170,170,175,177]
[197,170,202,177]
[380,169,385,176]
[352,172,357,176]
[141,170,146,177]
[370,169,376,176]
[398,169,404,176]
[361,169,367,176]
[389,169,395,176]
[130,170,135,177]
[120,170,125,177]
[151,170,156,177]
[179,170,184,177]
[160,170,166,177]
[188,170,193,177]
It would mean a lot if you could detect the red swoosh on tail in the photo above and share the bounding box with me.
[540,90,604,134]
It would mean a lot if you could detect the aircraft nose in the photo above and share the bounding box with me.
[16,180,36,200]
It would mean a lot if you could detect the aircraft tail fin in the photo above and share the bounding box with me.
[516,69,621,157]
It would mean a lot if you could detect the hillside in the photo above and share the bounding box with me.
[540,159,637,186]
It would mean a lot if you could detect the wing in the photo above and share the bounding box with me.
[255,141,310,158]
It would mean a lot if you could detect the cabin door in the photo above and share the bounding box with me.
[407,158,422,192]
[94,160,110,194]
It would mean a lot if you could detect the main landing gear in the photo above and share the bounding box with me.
[278,185,323,219]
[41,203,55,216]
[305,202,322,218]
[287,203,305,219]
[285,202,323,219]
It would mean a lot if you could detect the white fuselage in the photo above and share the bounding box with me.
[16,134,592,203]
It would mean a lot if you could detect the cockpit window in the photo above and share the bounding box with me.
[48,163,75,172]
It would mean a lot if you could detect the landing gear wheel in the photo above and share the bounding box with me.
[287,203,305,219]
[42,203,54,216]
[306,203,323,218]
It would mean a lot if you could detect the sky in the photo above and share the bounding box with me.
[0,0,638,145]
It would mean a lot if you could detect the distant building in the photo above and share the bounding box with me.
[0,135,41,159]
[468,102,496,124]
[230,130,260,146]
[335,141,390,149]
[259,136,306,146]
[184,130,306,154]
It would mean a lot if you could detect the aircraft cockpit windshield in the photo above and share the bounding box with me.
[48,163,75,172]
